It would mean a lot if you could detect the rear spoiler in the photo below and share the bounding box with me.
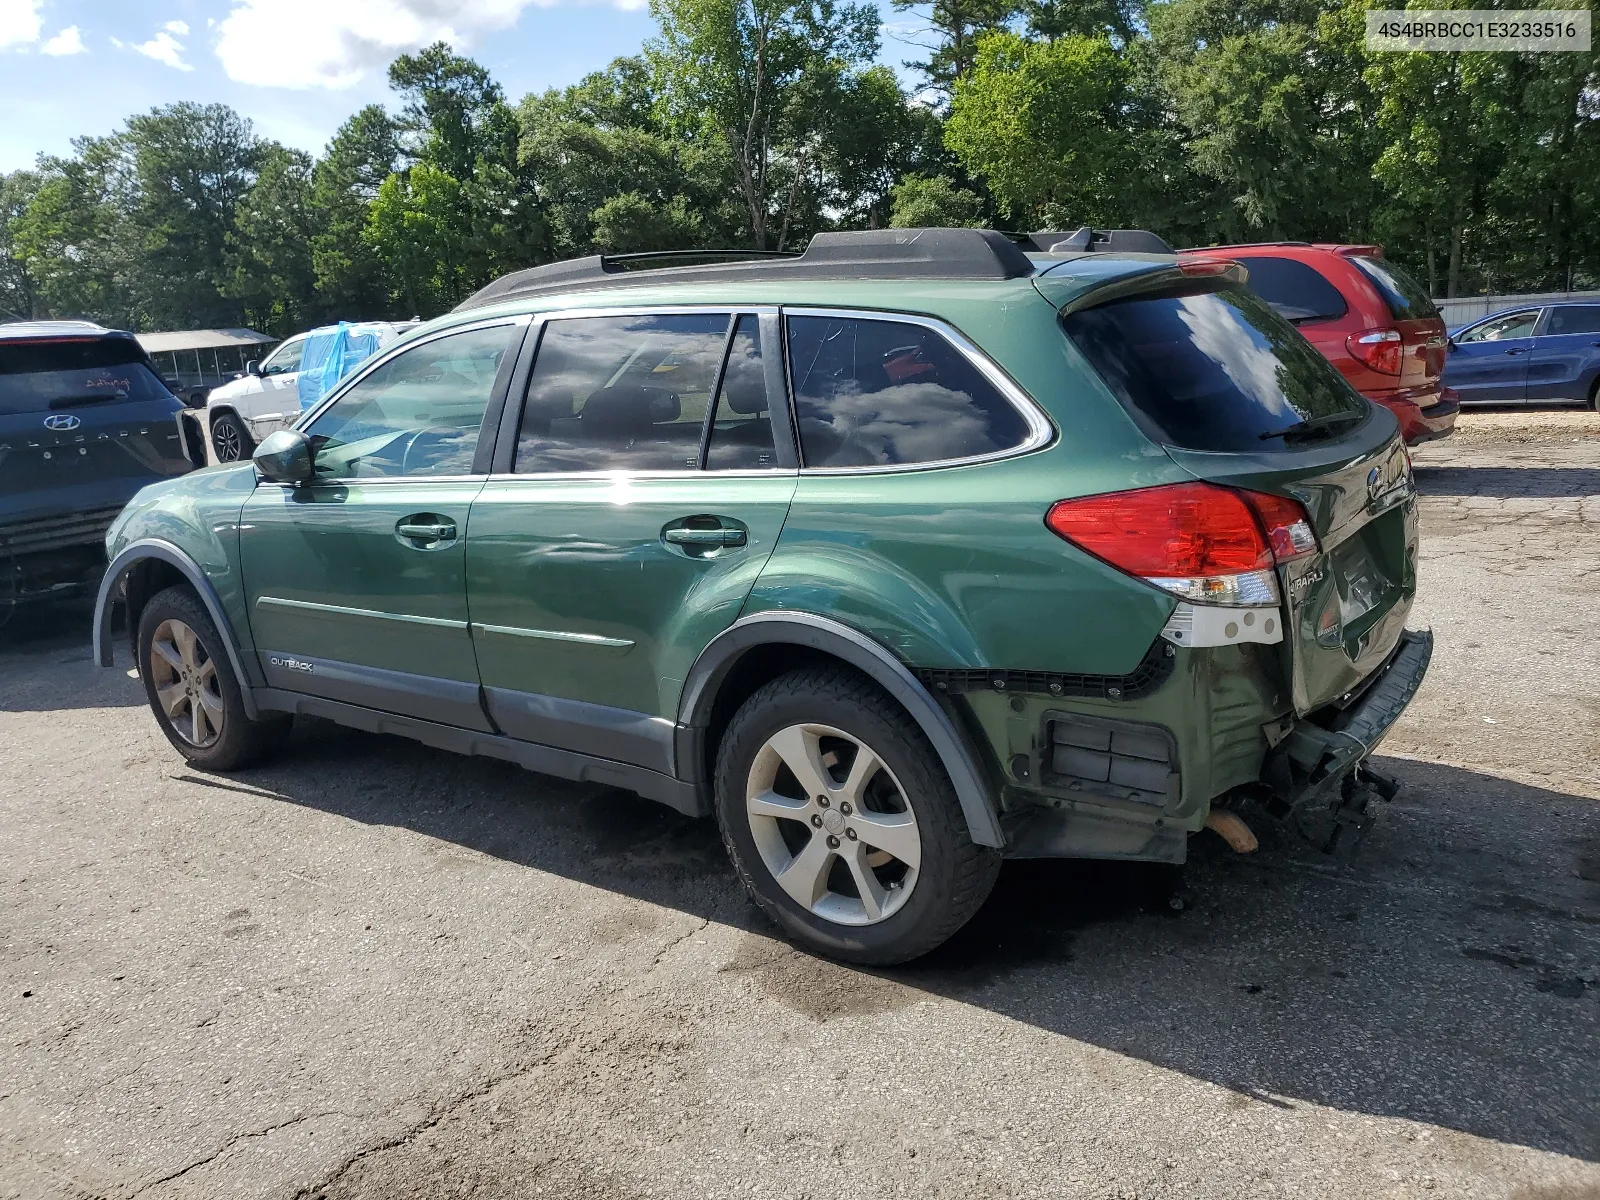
[1034,258,1250,315]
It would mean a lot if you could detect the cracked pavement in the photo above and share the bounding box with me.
[2,410,1597,1199]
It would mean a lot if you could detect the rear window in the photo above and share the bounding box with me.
[1233,256,1348,323]
[0,338,171,416]
[1351,257,1439,321]
[1061,284,1367,453]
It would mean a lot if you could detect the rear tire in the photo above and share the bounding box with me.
[1589,379,1599,413]
[210,411,253,463]
[714,665,1000,965]
[136,585,290,771]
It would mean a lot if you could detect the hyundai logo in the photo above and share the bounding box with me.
[42,414,81,431]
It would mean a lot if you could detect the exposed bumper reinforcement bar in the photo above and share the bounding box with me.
[1260,629,1433,850]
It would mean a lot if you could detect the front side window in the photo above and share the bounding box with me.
[1545,305,1600,336]
[260,337,306,376]
[515,313,734,474]
[1062,284,1366,453]
[785,315,1031,468]
[300,323,516,478]
[1457,311,1539,343]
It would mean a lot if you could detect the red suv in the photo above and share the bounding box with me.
[1180,243,1457,444]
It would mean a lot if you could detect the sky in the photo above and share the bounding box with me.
[0,0,930,172]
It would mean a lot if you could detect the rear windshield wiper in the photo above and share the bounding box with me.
[48,392,128,409]
[1259,410,1363,442]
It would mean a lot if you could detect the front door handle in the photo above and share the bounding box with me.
[664,527,746,547]
[396,515,457,547]
[1503,347,1530,355]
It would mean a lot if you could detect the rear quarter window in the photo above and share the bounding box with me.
[1233,256,1348,323]
[1351,257,1439,322]
[1061,284,1368,453]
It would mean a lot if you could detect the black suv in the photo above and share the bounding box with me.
[1,322,195,612]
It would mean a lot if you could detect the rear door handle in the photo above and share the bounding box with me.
[1503,347,1530,355]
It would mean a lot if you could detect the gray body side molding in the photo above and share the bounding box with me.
[93,539,261,720]
[678,611,1005,848]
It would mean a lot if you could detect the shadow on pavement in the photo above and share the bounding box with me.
[0,599,140,712]
[227,721,1599,1163]
[1415,465,1600,499]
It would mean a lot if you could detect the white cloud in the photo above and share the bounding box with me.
[41,24,85,55]
[164,19,189,35]
[216,0,568,90]
[0,0,43,50]
[131,28,192,70]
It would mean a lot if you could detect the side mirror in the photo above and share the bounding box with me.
[245,360,262,377]
[253,428,314,485]
[1445,337,1457,352]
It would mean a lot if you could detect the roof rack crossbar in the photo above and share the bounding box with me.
[454,228,1036,311]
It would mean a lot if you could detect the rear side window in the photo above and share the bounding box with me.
[515,313,730,474]
[785,315,1031,468]
[1351,257,1439,321]
[1233,256,1348,323]
[1546,305,1600,336]
[1062,285,1367,453]
[0,338,171,416]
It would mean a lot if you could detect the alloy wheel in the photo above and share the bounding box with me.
[213,417,243,462]
[148,618,225,747]
[745,723,922,927]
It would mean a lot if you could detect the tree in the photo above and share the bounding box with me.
[226,145,318,334]
[312,105,401,317]
[365,45,545,316]
[648,0,881,247]
[889,0,1018,99]
[889,173,985,227]
[120,103,265,327]
[945,32,1139,227]
[0,171,42,320]
[518,58,740,259]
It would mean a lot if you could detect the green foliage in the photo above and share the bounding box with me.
[3,18,1599,330]
[945,33,1136,225]
[648,0,883,246]
[889,173,985,227]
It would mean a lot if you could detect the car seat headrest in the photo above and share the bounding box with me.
[580,385,680,438]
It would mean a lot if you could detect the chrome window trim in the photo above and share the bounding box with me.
[532,304,779,323]
[779,306,1055,474]
[482,467,798,483]
[293,313,533,431]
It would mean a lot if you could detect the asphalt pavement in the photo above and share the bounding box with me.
[1,409,1596,1199]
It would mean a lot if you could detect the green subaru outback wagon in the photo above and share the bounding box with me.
[95,228,1431,964]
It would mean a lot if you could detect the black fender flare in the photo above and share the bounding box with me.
[93,538,260,720]
[677,611,1004,848]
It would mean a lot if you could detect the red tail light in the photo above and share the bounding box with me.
[1347,328,1403,375]
[1045,482,1317,606]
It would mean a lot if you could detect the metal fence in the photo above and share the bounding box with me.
[1435,290,1600,326]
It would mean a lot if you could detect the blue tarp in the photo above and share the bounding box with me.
[296,322,388,411]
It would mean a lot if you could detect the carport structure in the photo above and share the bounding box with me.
[136,327,276,404]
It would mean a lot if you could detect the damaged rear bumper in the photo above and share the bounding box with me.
[1259,629,1433,847]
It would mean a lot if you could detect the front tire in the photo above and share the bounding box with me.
[210,411,253,462]
[137,585,290,771]
[714,666,1000,965]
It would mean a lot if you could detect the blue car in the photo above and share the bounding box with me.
[1444,301,1600,408]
